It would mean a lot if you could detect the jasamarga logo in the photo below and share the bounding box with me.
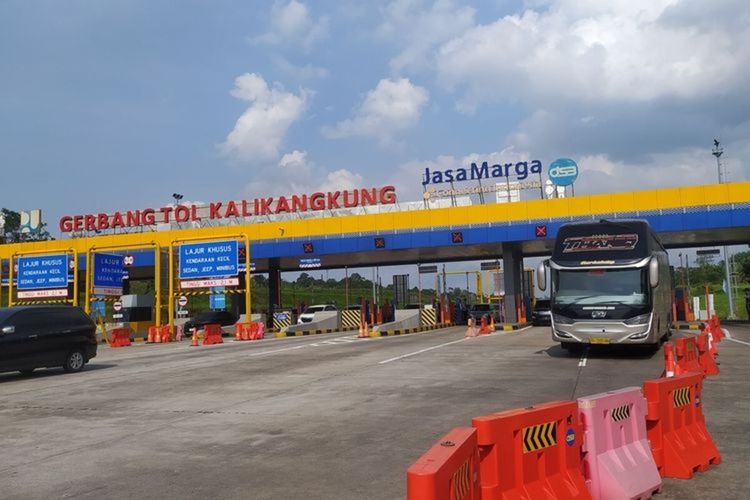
[422,160,543,186]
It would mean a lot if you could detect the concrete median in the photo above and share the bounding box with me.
[371,309,424,337]
[277,311,341,337]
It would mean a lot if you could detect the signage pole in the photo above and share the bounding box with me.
[72,252,79,307]
[417,264,422,307]
[8,256,13,307]
[245,236,252,323]
[154,245,161,327]
[84,251,92,314]
[168,242,174,335]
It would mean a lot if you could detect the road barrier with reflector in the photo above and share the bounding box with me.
[472,401,590,499]
[110,327,132,347]
[578,387,661,499]
[643,373,721,479]
[696,331,719,376]
[406,427,480,500]
[272,311,293,331]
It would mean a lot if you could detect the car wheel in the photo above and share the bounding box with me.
[19,368,35,376]
[63,349,86,373]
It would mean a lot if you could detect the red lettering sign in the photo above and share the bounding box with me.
[58,187,398,232]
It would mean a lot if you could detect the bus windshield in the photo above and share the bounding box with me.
[553,268,649,306]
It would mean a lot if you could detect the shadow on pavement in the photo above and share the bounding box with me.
[0,363,117,383]
[542,343,660,360]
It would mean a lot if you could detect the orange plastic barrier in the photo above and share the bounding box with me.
[578,387,661,499]
[159,325,171,343]
[407,427,481,500]
[478,316,491,335]
[235,322,265,341]
[147,325,158,343]
[673,337,702,375]
[696,331,719,376]
[643,373,721,479]
[472,401,591,499]
[110,327,132,347]
[203,323,224,345]
[662,342,676,378]
[707,315,724,342]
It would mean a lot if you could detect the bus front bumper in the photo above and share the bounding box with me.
[552,320,653,345]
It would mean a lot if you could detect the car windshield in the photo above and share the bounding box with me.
[535,300,550,309]
[553,268,648,305]
[470,304,491,311]
[195,312,225,322]
[304,306,326,314]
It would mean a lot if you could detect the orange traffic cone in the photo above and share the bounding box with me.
[235,324,242,341]
[663,342,676,378]
[490,316,496,332]
[190,328,199,347]
[155,327,162,343]
[358,321,365,338]
[147,326,155,344]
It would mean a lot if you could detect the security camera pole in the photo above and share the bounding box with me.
[712,139,736,319]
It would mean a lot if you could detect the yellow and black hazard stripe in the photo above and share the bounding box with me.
[451,458,471,500]
[523,421,557,453]
[341,310,360,329]
[611,404,631,422]
[89,296,120,303]
[420,308,437,326]
[14,299,72,305]
[673,387,691,407]
[177,289,245,296]
[275,329,337,338]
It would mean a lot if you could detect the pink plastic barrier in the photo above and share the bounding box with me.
[578,387,661,500]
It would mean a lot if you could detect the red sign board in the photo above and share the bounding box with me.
[59,186,397,233]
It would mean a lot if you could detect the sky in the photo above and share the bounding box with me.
[1,0,749,292]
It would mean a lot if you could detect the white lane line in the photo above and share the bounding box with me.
[379,338,468,364]
[723,329,750,346]
[578,355,587,367]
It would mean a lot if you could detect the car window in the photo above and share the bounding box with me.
[305,306,325,313]
[470,304,491,311]
[324,305,336,311]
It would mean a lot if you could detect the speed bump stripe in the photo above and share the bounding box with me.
[451,458,470,500]
[611,404,631,422]
[673,387,691,407]
[522,421,557,453]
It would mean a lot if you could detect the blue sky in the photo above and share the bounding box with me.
[1,0,749,235]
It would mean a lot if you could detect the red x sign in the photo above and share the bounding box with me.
[535,225,548,237]
[303,242,314,253]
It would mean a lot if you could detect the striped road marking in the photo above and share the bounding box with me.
[724,329,750,346]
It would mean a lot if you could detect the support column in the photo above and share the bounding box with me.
[502,243,523,323]
[268,258,281,322]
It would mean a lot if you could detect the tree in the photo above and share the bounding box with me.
[0,208,53,243]
[733,251,750,282]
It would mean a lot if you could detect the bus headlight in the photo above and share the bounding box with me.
[553,314,574,324]
[624,314,650,326]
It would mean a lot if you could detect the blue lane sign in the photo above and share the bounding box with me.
[179,240,238,280]
[17,254,69,290]
[548,158,579,186]
[93,253,125,288]
[210,294,226,310]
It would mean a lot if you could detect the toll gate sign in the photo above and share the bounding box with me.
[93,253,124,295]
[179,240,238,280]
[17,254,69,290]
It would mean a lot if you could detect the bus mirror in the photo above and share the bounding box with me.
[537,261,547,291]
[649,257,659,288]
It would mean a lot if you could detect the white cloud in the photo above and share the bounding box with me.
[377,0,476,72]
[220,73,307,163]
[244,150,365,198]
[251,0,329,50]
[323,78,429,144]
[273,55,329,81]
[432,0,750,110]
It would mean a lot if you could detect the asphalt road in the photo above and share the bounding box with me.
[0,324,747,499]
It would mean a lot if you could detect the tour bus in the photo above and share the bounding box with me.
[537,220,672,350]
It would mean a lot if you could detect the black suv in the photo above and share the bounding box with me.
[184,310,238,334]
[0,305,98,376]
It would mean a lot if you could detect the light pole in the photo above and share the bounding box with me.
[712,139,736,319]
